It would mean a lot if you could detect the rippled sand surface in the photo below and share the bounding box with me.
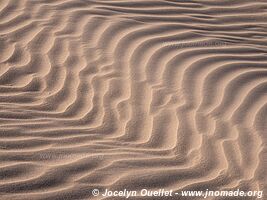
[0,0,266,199]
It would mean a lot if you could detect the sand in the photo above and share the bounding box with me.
[0,0,266,199]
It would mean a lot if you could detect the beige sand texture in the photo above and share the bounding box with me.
[0,0,267,199]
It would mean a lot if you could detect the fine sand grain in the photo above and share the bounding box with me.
[0,0,266,199]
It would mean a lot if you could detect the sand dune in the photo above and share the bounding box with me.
[0,0,266,199]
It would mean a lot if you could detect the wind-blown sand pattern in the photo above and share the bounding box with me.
[0,0,266,199]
